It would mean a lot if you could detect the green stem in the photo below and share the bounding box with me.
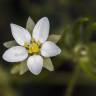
[65,64,80,96]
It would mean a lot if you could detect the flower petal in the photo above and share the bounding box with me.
[10,24,31,46]
[27,55,43,75]
[2,46,28,62]
[32,17,50,43]
[41,41,61,57]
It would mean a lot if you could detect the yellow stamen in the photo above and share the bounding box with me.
[29,42,40,53]
[24,41,40,54]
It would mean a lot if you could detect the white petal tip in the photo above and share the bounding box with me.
[42,17,49,20]
[10,23,14,27]
[32,72,41,75]
[42,17,49,24]
[2,54,6,62]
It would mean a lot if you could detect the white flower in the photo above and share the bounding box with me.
[2,17,61,75]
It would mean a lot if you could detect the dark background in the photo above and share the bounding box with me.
[0,0,96,96]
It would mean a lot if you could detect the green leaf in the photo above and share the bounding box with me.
[11,64,19,74]
[48,34,61,43]
[58,26,72,48]
[11,61,28,75]
[43,58,54,71]
[79,43,96,79]
[72,17,89,43]
[3,40,17,48]
[19,61,28,75]
[26,16,35,33]
[89,43,96,58]
[79,56,96,80]
[85,22,96,42]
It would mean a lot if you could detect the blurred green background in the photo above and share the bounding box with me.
[1,0,96,96]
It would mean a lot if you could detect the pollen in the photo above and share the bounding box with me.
[24,41,40,54]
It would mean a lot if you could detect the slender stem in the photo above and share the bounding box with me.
[64,64,80,96]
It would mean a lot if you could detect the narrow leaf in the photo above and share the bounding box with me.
[43,58,54,71]
[3,40,17,48]
[11,61,28,75]
[79,44,96,80]
[48,34,61,43]
[72,17,89,43]
[26,16,35,33]
[59,26,74,48]
[85,22,96,42]
[19,61,28,75]
[11,64,19,74]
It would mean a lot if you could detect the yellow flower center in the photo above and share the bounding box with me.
[24,41,40,54]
